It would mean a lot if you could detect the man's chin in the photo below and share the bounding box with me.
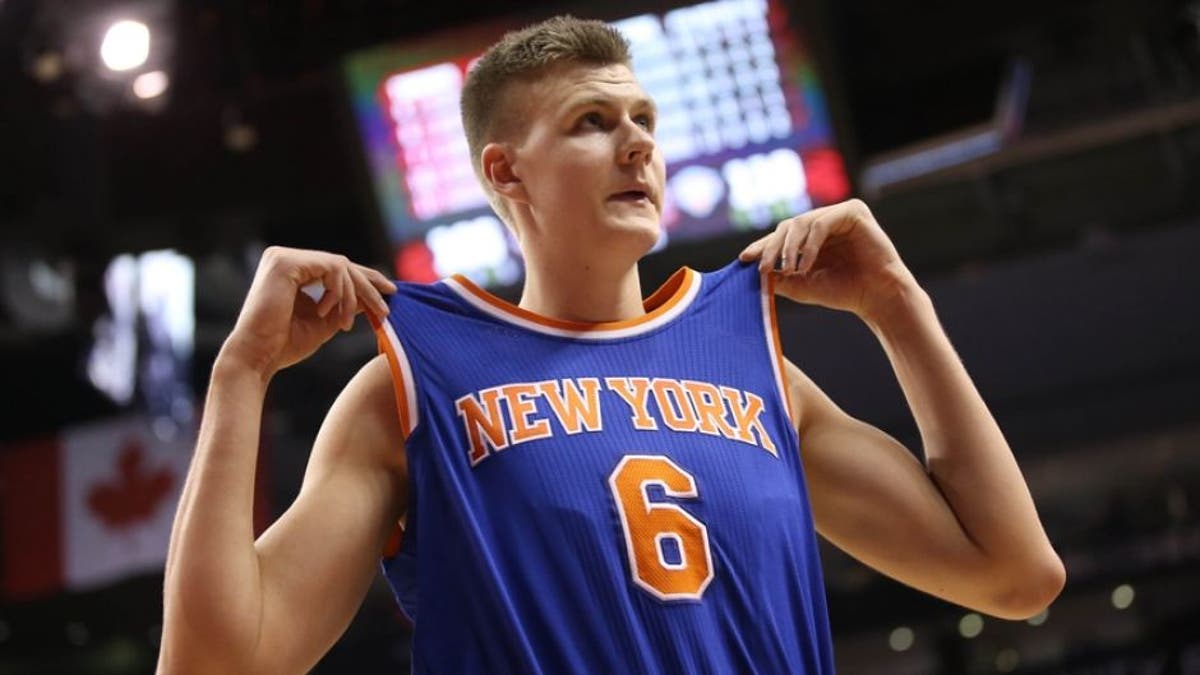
[609,217,662,253]
[560,209,661,261]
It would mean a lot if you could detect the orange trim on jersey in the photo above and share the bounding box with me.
[450,267,696,333]
[370,310,413,561]
[382,521,404,559]
[765,274,798,426]
[369,312,412,440]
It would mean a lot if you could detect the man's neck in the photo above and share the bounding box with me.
[518,256,645,324]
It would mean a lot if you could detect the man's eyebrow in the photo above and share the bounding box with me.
[560,95,658,117]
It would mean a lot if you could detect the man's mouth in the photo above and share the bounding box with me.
[610,190,651,202]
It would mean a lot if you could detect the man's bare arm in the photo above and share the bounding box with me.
[785,285,1064,619]
[158,350,271,673]
[740,199,1064,619]
[158,247,403,674]
[253,355,406,673]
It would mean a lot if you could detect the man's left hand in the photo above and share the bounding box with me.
[738,199,919,322]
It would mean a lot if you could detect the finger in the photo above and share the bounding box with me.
[759,226,787,274]
[787,218,815,274]
[351,266,390,318]
[315,269,342,318]
[777,221,795,272]
[340,267,357,331]
[357,264,398,294]
[738,236,769,262]
[798,216,830,275]
[779,218,811,274]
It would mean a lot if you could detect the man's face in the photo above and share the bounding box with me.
[506,62,666,257]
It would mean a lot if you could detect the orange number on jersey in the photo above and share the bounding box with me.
[608,455,713,600]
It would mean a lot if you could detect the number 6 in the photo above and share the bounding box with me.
[608,455,714,600]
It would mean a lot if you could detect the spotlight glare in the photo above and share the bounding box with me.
[224,124,258,152]
[1026,609,1049,626]
[133,70,169,99]
[996,648,1020,673]
[1111,584,1135,610]
[888,626,915,652]
[32,52,65,83]
[958,613,984,639]
[100,20,150,71]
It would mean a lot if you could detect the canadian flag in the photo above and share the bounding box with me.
[1,416,198,600]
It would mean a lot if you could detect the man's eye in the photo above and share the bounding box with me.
[581,112,604,127]
[635,115,654,130]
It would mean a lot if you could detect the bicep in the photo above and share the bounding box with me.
[252,354,408,674]
[784,358,991,606]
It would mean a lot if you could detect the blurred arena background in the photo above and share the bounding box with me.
[1,0,1199,672]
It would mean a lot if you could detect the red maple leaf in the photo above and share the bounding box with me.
[87,439,175,530]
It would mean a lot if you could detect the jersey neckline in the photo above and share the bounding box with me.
[443,267,701,340]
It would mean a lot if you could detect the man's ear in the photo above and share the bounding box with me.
[481,143,529,204]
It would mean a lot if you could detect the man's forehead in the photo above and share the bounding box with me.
[494,62,653,142]
[530,63,652,109]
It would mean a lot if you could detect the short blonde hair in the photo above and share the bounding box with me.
[460,16,632,222]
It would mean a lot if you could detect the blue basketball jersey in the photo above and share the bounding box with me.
[371,259,836,674]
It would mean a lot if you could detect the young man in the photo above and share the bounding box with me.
[158,16,1064,674]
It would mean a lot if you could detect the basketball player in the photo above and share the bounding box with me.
[158,17,1064,674]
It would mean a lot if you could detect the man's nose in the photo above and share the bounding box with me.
[620,120,655,164]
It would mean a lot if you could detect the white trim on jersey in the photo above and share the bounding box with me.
[760,273,792,425]
[381,318,420,437]
[442,269,701,340]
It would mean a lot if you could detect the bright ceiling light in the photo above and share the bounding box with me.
[100,20,150,72]
[133,70,169,99]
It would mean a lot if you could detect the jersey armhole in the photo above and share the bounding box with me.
[370,313,420,440]
[760,272,798,429]
[369,311,419,559]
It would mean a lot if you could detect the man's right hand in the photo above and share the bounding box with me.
[222,246,397,379]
